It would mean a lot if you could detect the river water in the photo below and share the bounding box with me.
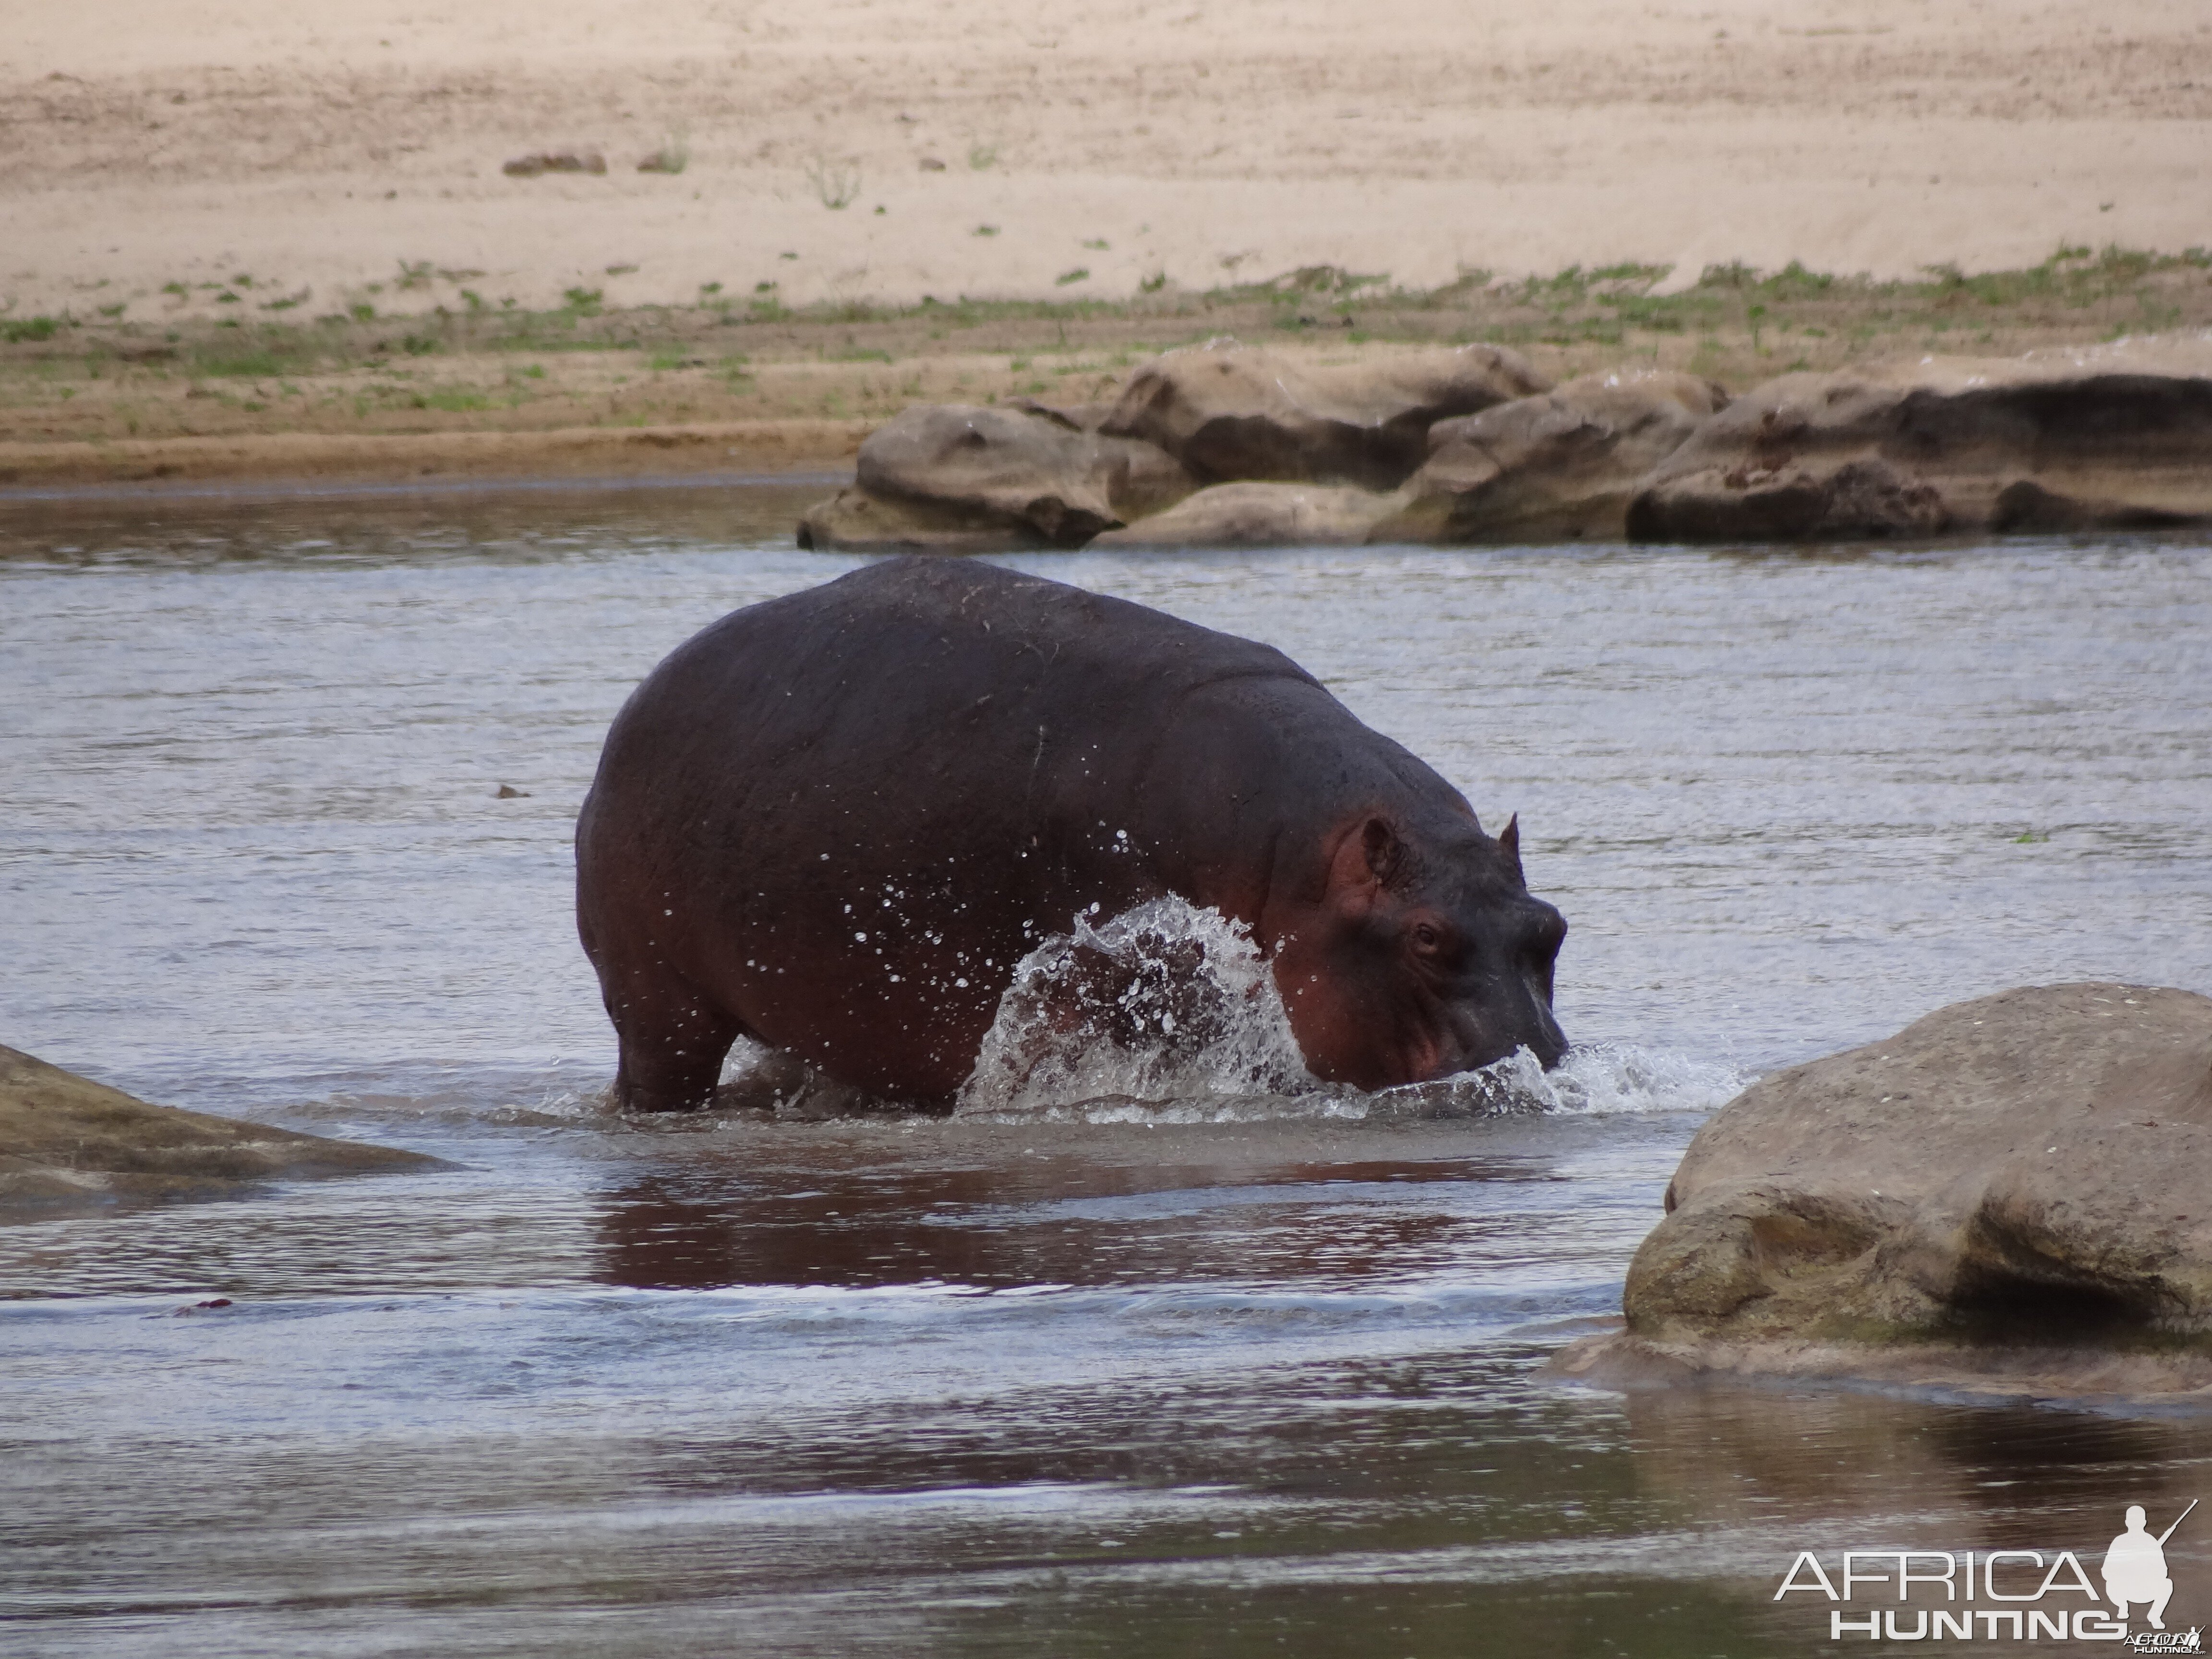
[3,482,2210,1657]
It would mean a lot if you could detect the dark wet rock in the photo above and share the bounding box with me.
[502,150,607,178]
[1627,344,2212,541]
[1548,984,2212,1406]
[1097,338,1551,491]
[1090,480,1402,549]
[0,1044,442,1218]
[797,403,1195,553]
[1376,370,1728,543]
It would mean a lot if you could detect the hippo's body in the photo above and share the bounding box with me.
[576,558,1565,1110]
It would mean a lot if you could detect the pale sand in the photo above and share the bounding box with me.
[4,0,2209,325]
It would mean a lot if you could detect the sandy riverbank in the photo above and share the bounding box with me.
[5,0,2210,327]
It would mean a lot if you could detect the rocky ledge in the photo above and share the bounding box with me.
[0,1043,443,1218]
[1547,983,2212,1408]
[799,336,2212,551]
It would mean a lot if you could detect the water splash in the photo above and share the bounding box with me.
[1537,1041,1750,1115]
[956,897,1319,1120]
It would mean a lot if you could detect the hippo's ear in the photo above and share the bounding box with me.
[1329,816,1405,903]
[1360,817,1406,884]
[1497,814,1523,882]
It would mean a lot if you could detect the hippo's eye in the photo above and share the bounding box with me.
[1411,922,1442,953]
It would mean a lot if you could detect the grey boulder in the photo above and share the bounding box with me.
[1376,370,1727,543]
[798,403,1195,553]
[1098,338,1551,491]
[1550,984,2212,1406]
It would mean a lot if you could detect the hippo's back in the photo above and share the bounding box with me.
[583,558,1321,852]
[648,555,1312,743]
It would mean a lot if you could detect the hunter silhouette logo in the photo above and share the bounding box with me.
[2107,1501,2192,1630]
[1775,1499,2199,1644]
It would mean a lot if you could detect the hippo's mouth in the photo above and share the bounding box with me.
[1423,1002,1569,1082]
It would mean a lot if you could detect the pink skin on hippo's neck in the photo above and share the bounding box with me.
[1259,811,1568,1092]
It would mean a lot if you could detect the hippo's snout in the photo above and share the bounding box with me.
[1436,984,1568,1078]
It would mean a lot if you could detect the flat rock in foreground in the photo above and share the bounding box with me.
[0,1043,442,1218]
[1626,340,2212,541]
[1549,983,2212,1407]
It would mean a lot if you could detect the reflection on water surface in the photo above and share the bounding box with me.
[2,487,2209,1655]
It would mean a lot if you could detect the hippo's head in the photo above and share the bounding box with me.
[1269,814,1567,1091]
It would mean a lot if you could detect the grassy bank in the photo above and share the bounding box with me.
[3,248,2208,486]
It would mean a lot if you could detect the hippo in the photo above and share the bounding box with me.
[576,557,1566,1111]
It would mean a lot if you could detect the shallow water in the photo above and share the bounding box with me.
[3,487,2211,1656]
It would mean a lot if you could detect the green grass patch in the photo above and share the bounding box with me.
[411,388,492,412]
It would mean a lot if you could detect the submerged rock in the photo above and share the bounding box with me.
[1377,370,1727,543]
[1549,984,2212,1406]
[797,403,1194,553]
[0,1044,441,1217]
[1097,338,1550,491]
[1627,341,2212,541]
[1089,480,1401,549]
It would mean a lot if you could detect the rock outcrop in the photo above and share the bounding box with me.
[798,403,1194,553]
[1627,341,2212,541]
[1376,370,1727,543]
[0,1043,441,1216]
[1549,984,2212,1407]
[797,337,2212,553]
[1097,338,1551,491]
[1089,480,1402,549]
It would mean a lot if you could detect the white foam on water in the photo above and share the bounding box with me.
[1421,1040,1751,1118]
